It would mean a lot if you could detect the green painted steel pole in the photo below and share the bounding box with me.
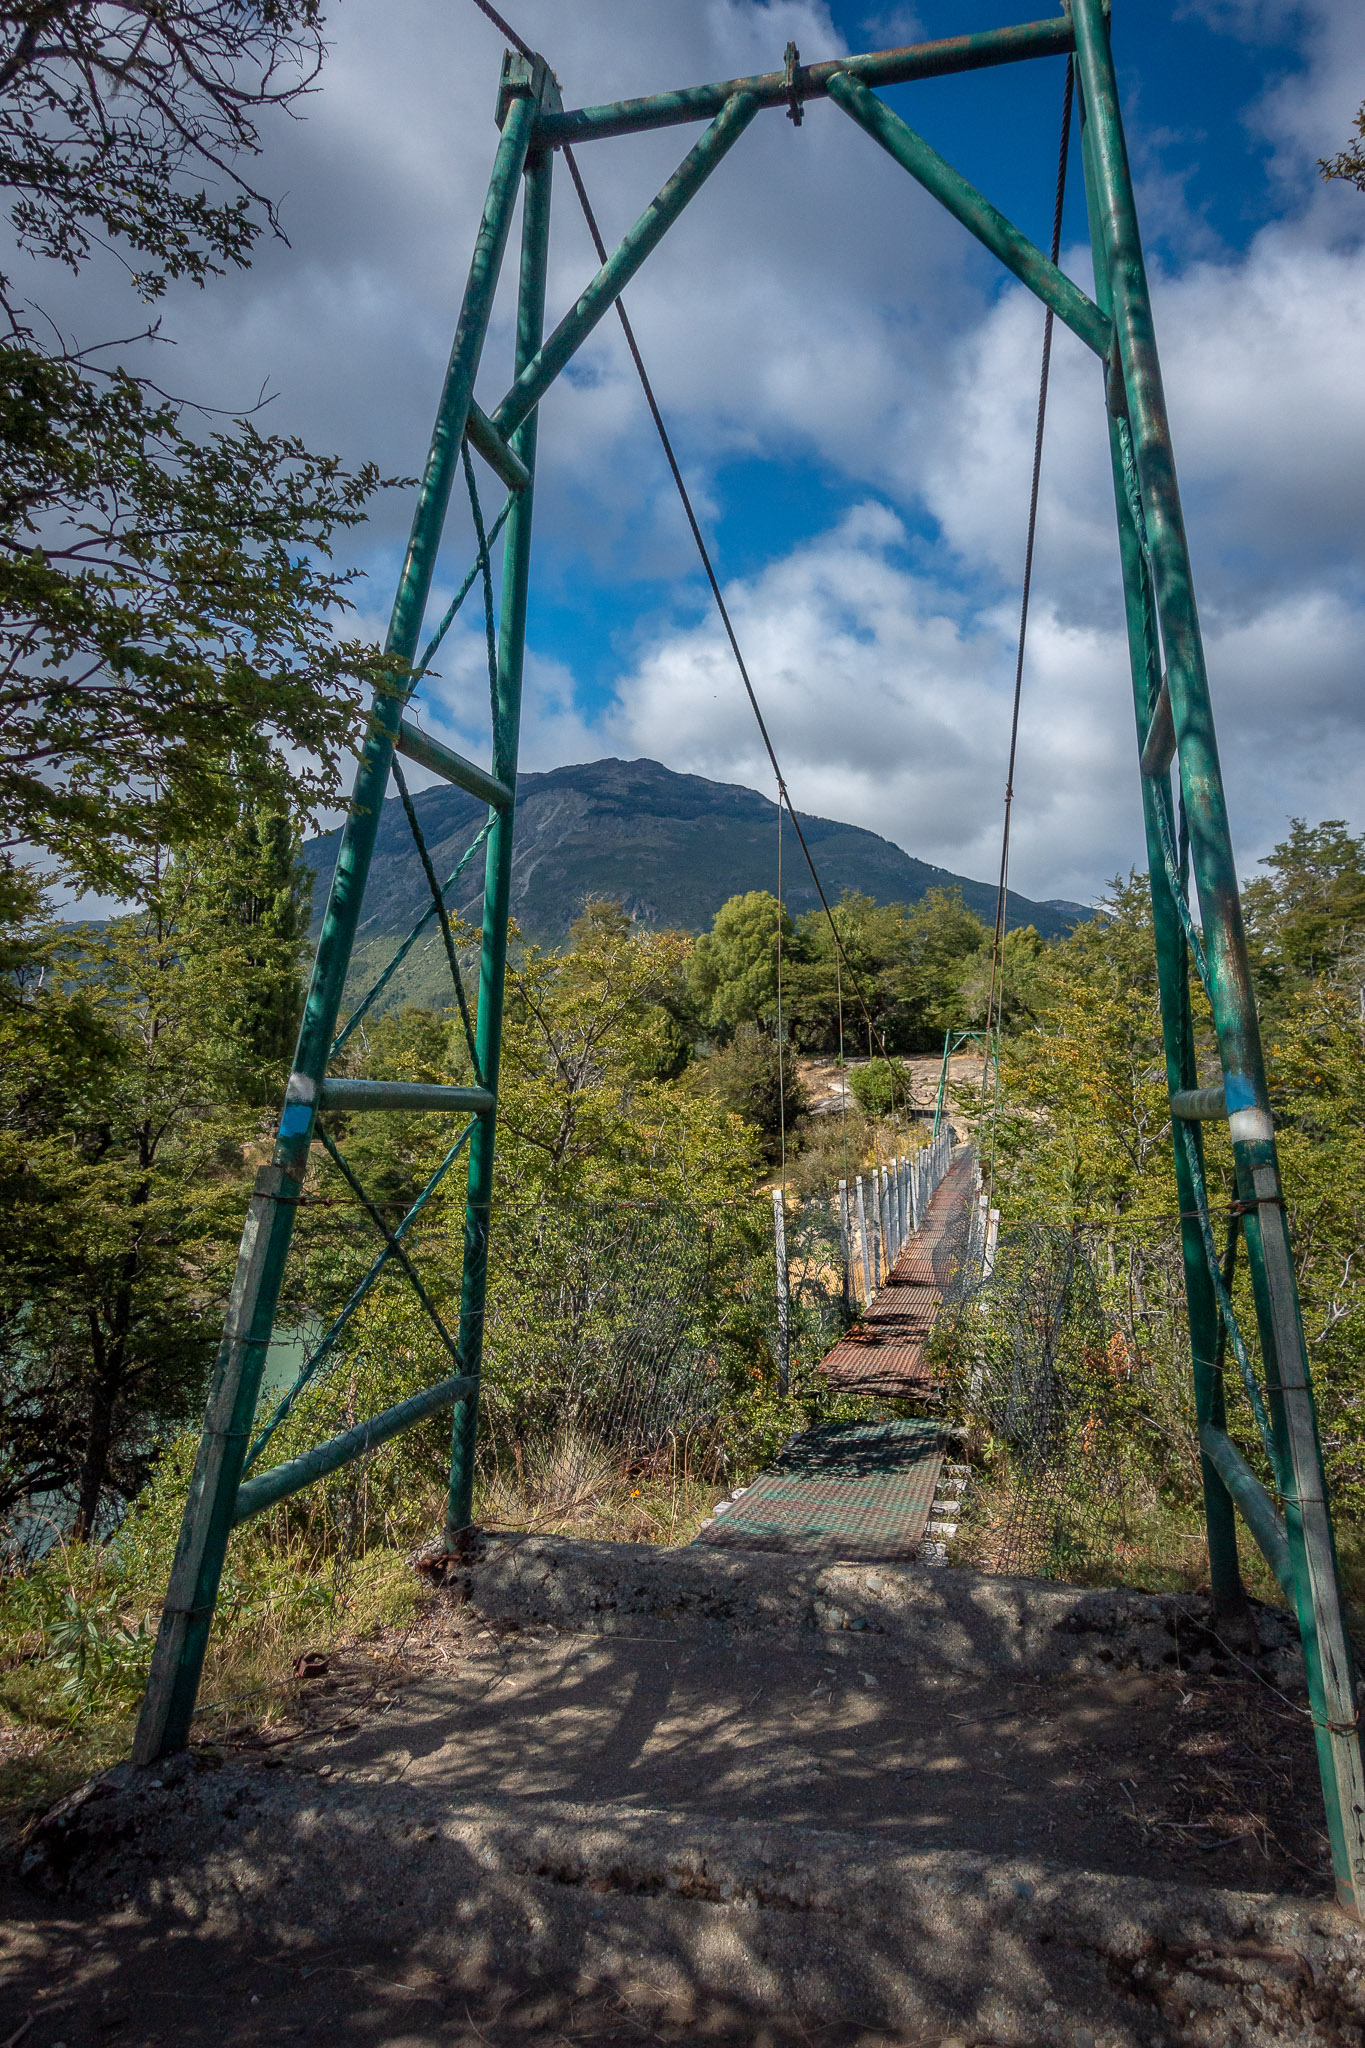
[534,18,1075,147]
[827,70,1109,360]
[1077,99,1244,1618]
[1072,0,1365,1913]
[445,141,554,1547]
[130,66,543,1768]
[493,92,760,443]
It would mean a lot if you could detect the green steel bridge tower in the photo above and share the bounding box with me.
[134,2,1365,1918]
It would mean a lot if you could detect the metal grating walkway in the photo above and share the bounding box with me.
[818,1148,976,1398]
[694,1418,943,1561]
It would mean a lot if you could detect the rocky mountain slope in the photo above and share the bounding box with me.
[303,756,1089,951]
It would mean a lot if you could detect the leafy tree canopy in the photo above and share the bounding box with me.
[0,807,312,1537]
[688,889,798,1038]
[1242,818,1365,993]
[0,0,397,890]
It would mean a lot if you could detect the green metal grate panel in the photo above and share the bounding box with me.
[694,1419,943,1561]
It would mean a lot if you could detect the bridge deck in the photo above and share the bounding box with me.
[693,1149,974,1563]
[818,1145,976,1399]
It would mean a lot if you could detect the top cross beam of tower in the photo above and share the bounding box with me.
[133,0,1365,1922]
[530,16,1074,144]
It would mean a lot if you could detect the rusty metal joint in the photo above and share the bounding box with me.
[784,42,804,125]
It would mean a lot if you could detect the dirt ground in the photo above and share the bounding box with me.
[2,1591,1338,2048]
[157,1608,1336,1895]
[0,1880,959,2048]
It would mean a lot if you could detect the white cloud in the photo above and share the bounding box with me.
[24,0,1363,908]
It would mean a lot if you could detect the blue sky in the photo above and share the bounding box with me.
[42,1,1365,907]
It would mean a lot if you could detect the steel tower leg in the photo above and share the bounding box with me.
[131,62,546,1766]
[1073,0,1365,1914]
[1077,96,1246,1623]
[446,141,553,1545]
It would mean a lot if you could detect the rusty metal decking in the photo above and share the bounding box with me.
[819,1147,976,1398]
[693,1418,943,1561]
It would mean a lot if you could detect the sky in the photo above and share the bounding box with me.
[37,0,1365,908]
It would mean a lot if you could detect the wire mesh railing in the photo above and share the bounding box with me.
[929,1213,1278,1588]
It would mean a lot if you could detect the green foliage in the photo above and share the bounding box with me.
[0,3,397,890]
[175,799,314,1104]
[688,888,797,1036]
[697,1022,808,1151]
[990,828,1365,1528]
[847,1056,913,1119]
[1243,818,1365,993]
[0,353,396,890]
[1320,101,1365,191]
[0,2,325,298]
[0,804,312,1536]
[43,1583,152,1710]
[957,924,1046,1030]
[786,887,989,1053]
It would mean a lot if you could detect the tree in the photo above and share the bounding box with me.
[698,1022,808,1158]
[958,923,1046,1032]
[499,913,721,1198]
[688,890,799,1039]
[848,1056,913,1119]
[1321,102,1365,191]
[1242,818,1365,995]
[995,873,1179,1225]
[991,847,1365,1521]
[175,797,313,1103]
[0,806,314,1538]
[0,1,396,890]
[787,887,989,1054]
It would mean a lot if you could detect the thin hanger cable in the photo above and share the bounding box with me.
[981,57,1074,1193]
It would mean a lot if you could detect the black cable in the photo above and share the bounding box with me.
[470,0,535,60]
[981,57,1074,1174]
[558,141,901,1078]
[471,0,919,1089]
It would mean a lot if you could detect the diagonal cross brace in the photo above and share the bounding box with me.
[827,70,1110,359]
[493,91,761,441]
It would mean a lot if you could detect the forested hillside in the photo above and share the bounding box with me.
[303,756,1088,980]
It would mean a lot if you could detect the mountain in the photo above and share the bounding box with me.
[303,757,1089,981]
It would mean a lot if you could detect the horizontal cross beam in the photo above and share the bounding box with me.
[395,720,513,808]
[235,1372,479,1522]
[534,17,1075,147]
[466,400,530,492]
[319,1079,495,1114]
[1199,1423,1292,1595]
[1171,1085,1228,1121]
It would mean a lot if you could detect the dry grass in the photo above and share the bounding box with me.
[1,1439,723,1841]
[477,1430,724,1546]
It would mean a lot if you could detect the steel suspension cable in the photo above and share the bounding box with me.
[557,141,902,1083]
[776,794,787,1190]
[981,58,1074,1183]
[471,0,924,1107]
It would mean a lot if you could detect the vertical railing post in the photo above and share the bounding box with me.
[1075,0,1365,1915]
[131,65,542,1767]
[447,115,556,1546]
[772,1187,791,1396]
[855,1176,872,1310]
[838,1179,852,1319]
